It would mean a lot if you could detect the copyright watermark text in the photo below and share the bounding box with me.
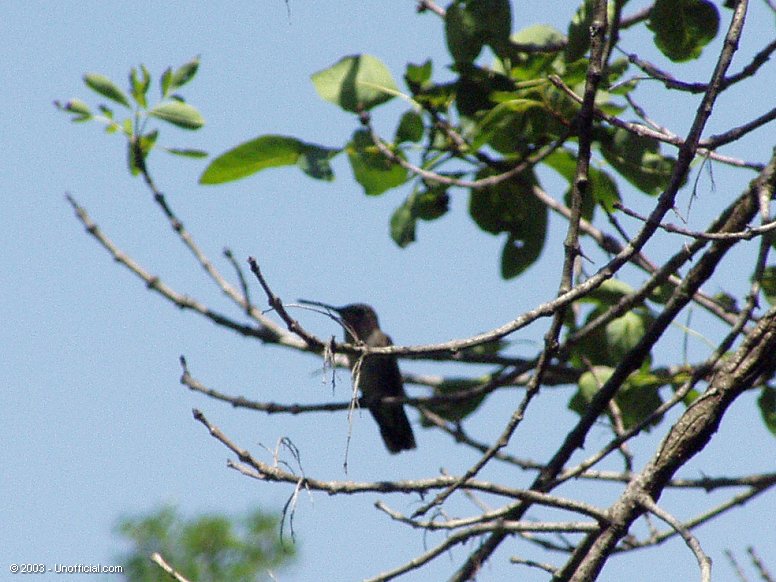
[9,563,123,575]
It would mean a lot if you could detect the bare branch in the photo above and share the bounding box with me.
[622,38,776,94]
[509,556,558,575]
[150,553,193,582]
[748,547,776,582]
[624,482,775,550]
[637,493,712,582]
[376,499,606,530]
[247,256,326,349]
[726,549,752,582]
[134,143,278,323]
[194,408,557,500]
[454,3,758,577]
[614,200,776,241]
[65,194,290,344]
[415,0,444,17]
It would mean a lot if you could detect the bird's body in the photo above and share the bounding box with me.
[301,301,416,454]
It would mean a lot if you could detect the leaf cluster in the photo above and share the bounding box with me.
[55,57,206,175]
[114,505,295,582]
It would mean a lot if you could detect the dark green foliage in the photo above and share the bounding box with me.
[759,386,776,436]
[648,0,720,62]
[391,184,450,247]
[114,506,295,582]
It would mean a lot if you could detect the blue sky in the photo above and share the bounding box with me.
[2,2,775,581]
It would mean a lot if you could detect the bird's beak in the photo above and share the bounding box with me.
[298,299,343,313]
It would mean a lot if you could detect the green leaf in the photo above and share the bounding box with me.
[471,97,545,151]
[501,229,544,279]
[566,0,594,62]
[615,377,663,430]
[423,378,488,423]
[546,149,620,220]
[760,265,776,305]
[148,101,205,130]
[390,186,449,248]
[395,111,424,143]
[56,98,93,121]
[572,367,663,430]
[454,64,516,118]
[296,144,338,181]
[469,172,541,234]
[572,304,653,368]
[472,0,512,59]
[544,148,577,181]
[585,278,636,305]
[648,0,719,62]
[600,127,675,196]
[165,147,209,158]
[606,311,647,361]
[200,135,337,184]
[346,129,408,195]
[170,56,200,90]
[511,24,565,48]
[160,67,173,97]
[577,366,614,403]
[469,171,547,278]
[83,73,131,108]
[445,2,483,64]
[404,60,432,89]
[758,386,776,436]
[445,0,512,63]
[390,203,416,248]
[129,65,151,108]
[589,166,621,213]
[414,186,449,220]
[311,54,398,113]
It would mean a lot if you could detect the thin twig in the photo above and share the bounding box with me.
[65,194,294,344]
[150,553,193,582]
[376,498,605,530]
[748,547,775,582]
[622,38,776,94]
[509,556,558,575]
[134,144,276,321]
[415,0,445,17]
[614,200,776,241]
[247,256,326,349]
[637,493,712,582]
[726,550,751,582]
[194,408,555,500]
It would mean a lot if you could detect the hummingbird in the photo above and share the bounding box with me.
[299,300,416,454]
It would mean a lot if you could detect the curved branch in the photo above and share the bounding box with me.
[623,38,776,94]
[637,494,712,582]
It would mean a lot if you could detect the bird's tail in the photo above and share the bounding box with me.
[369,405,416,454]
